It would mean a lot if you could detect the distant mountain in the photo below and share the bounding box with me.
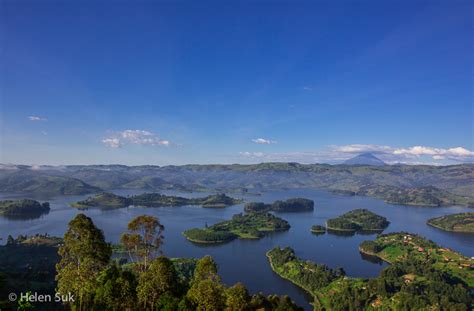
[0,169,101,195]
[344,153,386,166]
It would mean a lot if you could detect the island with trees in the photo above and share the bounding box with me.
[70,192,133,209]
[326,208,390,233]
[183,212,290,244]
[310,225,326,234]
[267,239,473,310]
[71,192,242,209]
[244,198,314,213]
[427,212,474,233]
[0,199,50,217]
[0,213,303,310]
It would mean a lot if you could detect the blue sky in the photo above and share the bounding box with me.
[1,0,473,165]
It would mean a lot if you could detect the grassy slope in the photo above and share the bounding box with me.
[359,232,474,287]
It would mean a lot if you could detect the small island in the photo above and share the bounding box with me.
[310,225,326,234]
[0,199,50,216]
[71,192,242,209]
[427,212,474,233]
[326,209,389,233]
[359,232,474,287]
[183,212,290,244]
[244,198,314,213]
[71,192,133,209]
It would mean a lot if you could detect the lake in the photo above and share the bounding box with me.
[0,189,472,310]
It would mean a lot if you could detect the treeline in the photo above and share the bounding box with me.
[244,198,314,213]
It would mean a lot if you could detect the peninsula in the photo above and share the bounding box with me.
[359,232,474,287]
[267,239,473,310]
[183,212,290,244]
[427,212,474,233]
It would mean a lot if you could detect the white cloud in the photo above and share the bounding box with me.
[102,138,122,148]
[28,116,47,121]
[238,144,474,164]
[334,144,474,162]
[302,86,314,91]
[252,138,277,145]
[102,130,172,148]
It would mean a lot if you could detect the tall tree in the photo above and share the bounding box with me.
[120,215,164,271]
[137,256,178,310]
[192,255,220,283]
[225,282,250,310]
[93,263,137,311]
[56,213,111,311]
[187,256,225,310]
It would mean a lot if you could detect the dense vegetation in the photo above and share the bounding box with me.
[71,192,242,209]
[71,192,133,209]
[311,225,326,233]
[326,209,390,232]
[267,247,344,294]
[268,242,473,310]
[244,198,314,212]
[2,163,473,206]
[183,212,290,243]
[359,232,474,287]
[0,235,62,310]
[427,212,474,233]
[0,199,50,216]
[0,214,303,310]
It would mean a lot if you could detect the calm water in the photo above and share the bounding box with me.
[0,189,472,310]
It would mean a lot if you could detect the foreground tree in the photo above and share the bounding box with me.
[225,283,250,310]
[56,213,111,311]
[93,263,137,311]
[120,215,164,271]
[187,256,225,310]
[137,256,178,310]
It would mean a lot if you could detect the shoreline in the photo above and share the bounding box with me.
[427,221,473,234]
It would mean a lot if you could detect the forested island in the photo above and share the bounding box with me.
[326,209,390,232]
[427,212,474,233]
[183,212,290,244]
[0,215,302,310]
[310,225,326,234]
[244,198,314,213]
[71,192,242,209]
[0,199,50,216]
[267,239,473,310]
